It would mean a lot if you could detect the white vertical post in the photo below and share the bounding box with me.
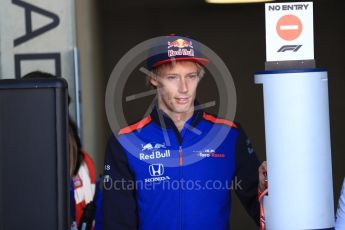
[255,69,335,229]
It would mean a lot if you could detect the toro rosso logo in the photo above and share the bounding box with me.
[194,149,225,158]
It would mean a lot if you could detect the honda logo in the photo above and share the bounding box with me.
[149,164,164,177]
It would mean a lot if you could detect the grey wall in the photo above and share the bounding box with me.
[97,0,345,228]
[75,0,108,176]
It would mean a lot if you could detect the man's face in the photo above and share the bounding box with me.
[150,61,201,115]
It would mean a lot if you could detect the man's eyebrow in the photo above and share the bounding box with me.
[164,73,180,76]
[163,72,198,76]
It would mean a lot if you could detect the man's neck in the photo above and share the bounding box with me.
[169,111,194,132]
[158,104,194,132]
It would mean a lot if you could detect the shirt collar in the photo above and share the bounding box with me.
[150,100,203,130]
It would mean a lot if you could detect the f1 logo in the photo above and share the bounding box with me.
[277,45,302,52]
[149,164,164,177]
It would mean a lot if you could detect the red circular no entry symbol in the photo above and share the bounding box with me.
[276,14,303,41]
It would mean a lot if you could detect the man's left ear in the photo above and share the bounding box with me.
[149,75,158,87]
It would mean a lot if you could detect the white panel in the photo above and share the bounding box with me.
[265,2,314,62]
[0,0,80,125]
[255,70,334,229]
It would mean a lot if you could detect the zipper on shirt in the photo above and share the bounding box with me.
[179,145,183,166]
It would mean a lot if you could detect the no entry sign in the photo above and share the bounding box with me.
[276,15,303,41]
[265,2,314,62]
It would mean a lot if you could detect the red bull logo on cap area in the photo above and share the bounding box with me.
[167,38,194,49]
[167,38,195,57]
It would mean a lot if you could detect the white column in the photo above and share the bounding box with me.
[255,69,335,229]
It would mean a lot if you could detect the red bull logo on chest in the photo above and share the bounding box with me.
[139,149,171,161]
